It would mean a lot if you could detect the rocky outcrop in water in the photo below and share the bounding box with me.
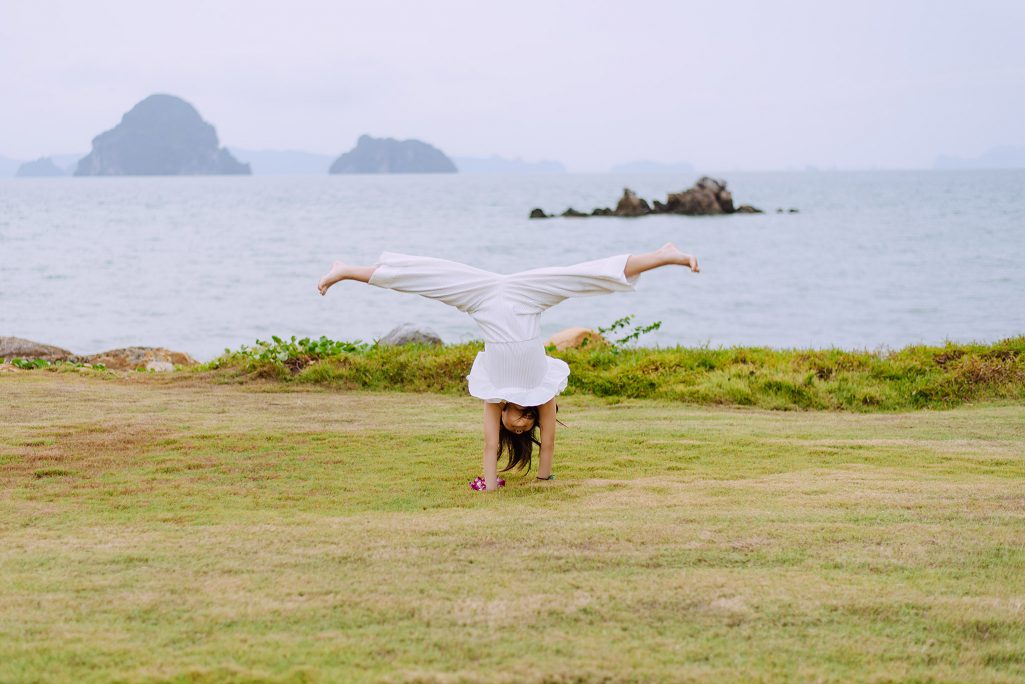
[530,177,768,218]
[16,157,66,177]
[614,188,652,216]
[329,135,457,174]
[74,94,250,176]
[654,177,734,215]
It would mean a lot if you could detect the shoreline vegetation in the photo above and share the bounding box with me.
[7,334,1023,412]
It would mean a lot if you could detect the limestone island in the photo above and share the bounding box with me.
[329,134,457,174]
[74,94,250,176]
[530,177,769,218]
[16,157,67,177]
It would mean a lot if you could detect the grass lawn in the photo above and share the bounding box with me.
[1,372,1024,682]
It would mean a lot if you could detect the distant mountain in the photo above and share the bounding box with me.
[611,160,695,174]
[0,155,22,177]
[329,134,456,174]
[16,157,66,177]
[228,148,335,175]
[934,146,1025,170]
[75,94,250,176]
[50,153,86,173]
[0,153,84,177]
[454,155,565,174]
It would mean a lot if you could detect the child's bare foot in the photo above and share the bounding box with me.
[317,261,350,295]
[659,242,700,273]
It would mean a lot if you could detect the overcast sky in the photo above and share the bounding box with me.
[2,0,1023,171]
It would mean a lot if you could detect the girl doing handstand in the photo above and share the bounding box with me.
[317,243,699,491]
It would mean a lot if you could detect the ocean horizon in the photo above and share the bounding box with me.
[2,169,1023,361]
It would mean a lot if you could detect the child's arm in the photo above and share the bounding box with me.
[536,398,558,479]
[482,402,503,490]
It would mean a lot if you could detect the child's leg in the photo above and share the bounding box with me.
[318,261,376,294]
[504,243,698,315]
[624,243,699,279]
[318,252,501,315]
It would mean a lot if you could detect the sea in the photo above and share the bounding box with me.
[1,171,1023,361]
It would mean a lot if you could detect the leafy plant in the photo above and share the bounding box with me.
[11,358,52,369]
[5,358,106,371]
[208,335,371,374]
[598,315,662,349]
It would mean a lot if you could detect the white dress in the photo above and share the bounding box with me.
[369,252,639,406]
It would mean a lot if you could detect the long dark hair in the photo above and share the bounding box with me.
[498,404,541,473]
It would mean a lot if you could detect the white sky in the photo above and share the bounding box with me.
[1,0,1023,170]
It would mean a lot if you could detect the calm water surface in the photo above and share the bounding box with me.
[1,171,1023,360]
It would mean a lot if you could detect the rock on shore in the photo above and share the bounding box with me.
[0,337,75,361]
[545,327,607,351]
[1,336,197,371]
[83,347,197,370]
[379,323,443,346]
[74,94,250,176]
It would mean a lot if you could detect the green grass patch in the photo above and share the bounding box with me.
[0,374,1023,682]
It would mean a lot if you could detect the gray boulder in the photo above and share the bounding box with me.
[379,323,443,346]
[0,337,75,361]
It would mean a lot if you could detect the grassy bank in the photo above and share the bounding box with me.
[199,334,1025,411]
[1,373,1024,682]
